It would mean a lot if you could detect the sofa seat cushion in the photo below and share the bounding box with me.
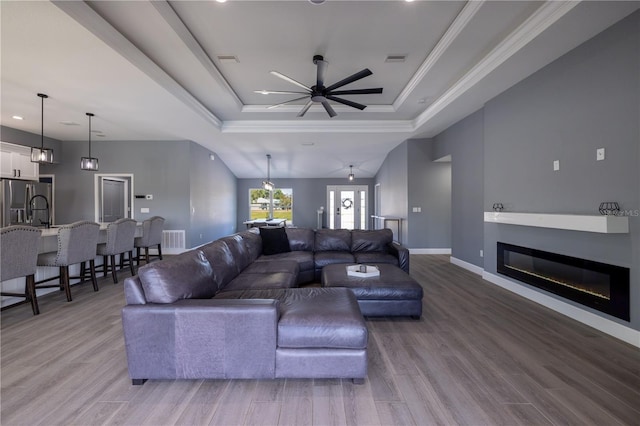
[242,259,300,275]
[137,250,216,304]
[216,288,367,350]
[257,251,314,272]
[314,251,355,270]
[220,271,297,293]
[353,252,399,267]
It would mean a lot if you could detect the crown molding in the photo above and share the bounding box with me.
[393,0,484,109]
[52,0,223,130]
[222,120,414,134]
[151,0,243,108]
[413,0,580,130]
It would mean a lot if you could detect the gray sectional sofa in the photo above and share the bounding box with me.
[121,227,409,384]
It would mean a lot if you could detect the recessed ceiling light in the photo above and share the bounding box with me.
[309,0,326,4]
[95,134,106,137]
[12,115,24,120]
[59,121,80,126]
[216,0,227,3]
[417,98,426,104]
[302,142,315,146]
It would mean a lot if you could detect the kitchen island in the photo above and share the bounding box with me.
[1,222,143,309]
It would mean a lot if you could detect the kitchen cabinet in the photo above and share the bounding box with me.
[0,141,39,180]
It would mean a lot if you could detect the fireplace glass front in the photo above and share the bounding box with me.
[497,242,629,321]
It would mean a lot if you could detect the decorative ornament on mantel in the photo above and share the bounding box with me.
[492,203,504,212]
[599,202,620,216]
[31,93,54,164]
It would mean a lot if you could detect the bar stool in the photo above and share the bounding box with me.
[96,218,137,283]
[134,216,164,265]
[36,221,100,302]
[1,226,42,315]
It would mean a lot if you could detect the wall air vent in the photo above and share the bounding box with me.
[217,55,240,63]
[385,55,407,63]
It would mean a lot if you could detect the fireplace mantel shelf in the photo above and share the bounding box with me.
[484,212,629,233]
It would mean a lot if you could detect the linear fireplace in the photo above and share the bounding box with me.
[497,242,630,321]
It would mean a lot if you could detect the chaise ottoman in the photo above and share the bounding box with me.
[321,263,423,319]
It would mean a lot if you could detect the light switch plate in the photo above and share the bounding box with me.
[596,148,605,161]
[140,207,150,213]
[553,160,560,171]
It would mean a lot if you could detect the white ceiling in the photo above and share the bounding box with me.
[2,1,638,179]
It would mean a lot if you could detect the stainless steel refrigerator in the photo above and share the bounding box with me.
[0,178,52,228]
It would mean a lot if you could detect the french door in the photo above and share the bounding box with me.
[326,185,368,230]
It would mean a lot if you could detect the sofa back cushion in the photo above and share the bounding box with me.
[351,229,393,252]
[220,234,252,272]
[314,229,351,252]
[200,240,241,290]
[240,229,263,262]
[137,250,216,303]
[285,228,315,252]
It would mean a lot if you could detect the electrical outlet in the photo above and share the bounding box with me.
[480,249,484,258]
[596,148,605,161]
[140,207,150,213]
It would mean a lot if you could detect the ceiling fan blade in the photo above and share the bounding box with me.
[325,95,367,111]
[255,90,309,95]
[267,96,311,109]
[327,88,383,96]
[324,68,373,92]
[297,100,314,117]
[270,71,312,92]
[321,101,337,118]
[316,58,328,87]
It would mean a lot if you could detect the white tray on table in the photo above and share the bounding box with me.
[346,264,380,278]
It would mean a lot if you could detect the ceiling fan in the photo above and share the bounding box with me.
[255,55,383,118]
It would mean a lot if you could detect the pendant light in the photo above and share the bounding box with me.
[80,113,99,171]
[30,93,54,164]
[348,165,355,181]
[262,154,274,191]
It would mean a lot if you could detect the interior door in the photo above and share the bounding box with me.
[101,178,126,222]
[327,185,368,230]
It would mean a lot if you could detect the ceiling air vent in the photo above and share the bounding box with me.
[217,55,239,63]
[385,55,407,63]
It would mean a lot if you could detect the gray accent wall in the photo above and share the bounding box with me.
[407,139,451,249]
[1,125,62,158]
[2,130,238,249]
[433,109,484,266]
[375,142,409,244]
[236,177,375,230]
[375,140,452,249]
[482,11,639,330]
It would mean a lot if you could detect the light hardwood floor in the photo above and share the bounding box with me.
[1,255,639,425]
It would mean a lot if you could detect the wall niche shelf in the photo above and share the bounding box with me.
[484,212,629,234]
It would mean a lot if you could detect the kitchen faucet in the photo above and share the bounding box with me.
[28,194,50,229]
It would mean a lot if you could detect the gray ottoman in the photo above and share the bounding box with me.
[214,287,369,382]
[321,263,423,319]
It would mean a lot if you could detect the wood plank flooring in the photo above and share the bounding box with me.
[1,255,639,425]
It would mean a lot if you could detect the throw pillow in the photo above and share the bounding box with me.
[260,226,291,255]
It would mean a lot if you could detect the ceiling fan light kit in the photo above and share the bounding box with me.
[256,55,383,118]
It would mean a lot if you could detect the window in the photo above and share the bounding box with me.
[249,188,293,224]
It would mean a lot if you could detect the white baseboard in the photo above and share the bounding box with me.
[409,248,451,255]
[450,256,484,275]
[482,271,640,349]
